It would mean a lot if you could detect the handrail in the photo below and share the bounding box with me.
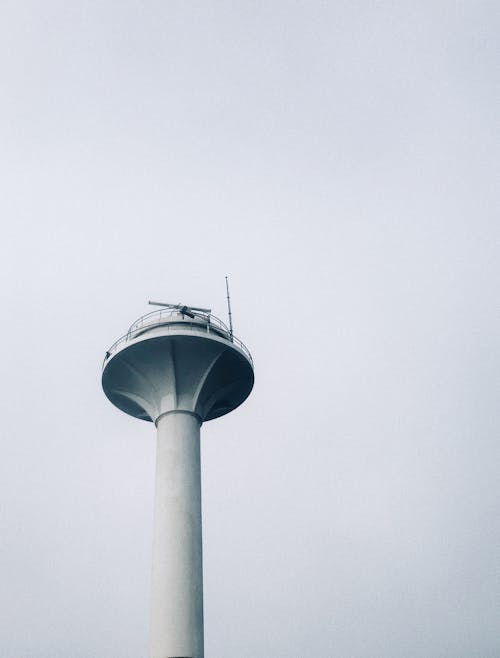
[103,310,253,367]
[128,308,232,336]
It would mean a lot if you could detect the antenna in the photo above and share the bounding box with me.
[148,301,211,315]
[225,276,233,339]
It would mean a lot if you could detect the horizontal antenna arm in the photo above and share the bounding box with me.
[148,301,178,308]
[187,305,212,313]
[148,301,211,313]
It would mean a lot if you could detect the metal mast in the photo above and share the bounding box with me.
[225,275,233,339]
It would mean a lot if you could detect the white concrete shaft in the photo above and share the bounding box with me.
[150,411,204,658]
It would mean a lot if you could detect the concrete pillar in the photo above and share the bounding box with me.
[150,411,204,658]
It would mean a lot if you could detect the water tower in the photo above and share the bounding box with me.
[102,295,254,658]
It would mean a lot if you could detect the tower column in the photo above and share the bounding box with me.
[150,411,204,658]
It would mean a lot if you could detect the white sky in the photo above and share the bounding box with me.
[0,2,499,657]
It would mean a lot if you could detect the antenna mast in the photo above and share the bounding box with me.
[225,276,233,339]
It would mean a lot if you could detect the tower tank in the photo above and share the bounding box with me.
[102,303,254,658]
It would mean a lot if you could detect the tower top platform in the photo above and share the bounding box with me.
[102,308,254,424]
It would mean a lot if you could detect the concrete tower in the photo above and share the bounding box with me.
[102,302,254,658]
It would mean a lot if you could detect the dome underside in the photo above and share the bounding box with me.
[102,333,253,423]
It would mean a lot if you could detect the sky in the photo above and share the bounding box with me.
[0,2,499,657]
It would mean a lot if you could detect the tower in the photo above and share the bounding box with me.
[102,301,254,658]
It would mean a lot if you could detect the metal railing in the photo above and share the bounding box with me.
[103,309,253,367]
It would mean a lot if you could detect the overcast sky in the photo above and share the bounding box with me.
[0,2,499,657]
